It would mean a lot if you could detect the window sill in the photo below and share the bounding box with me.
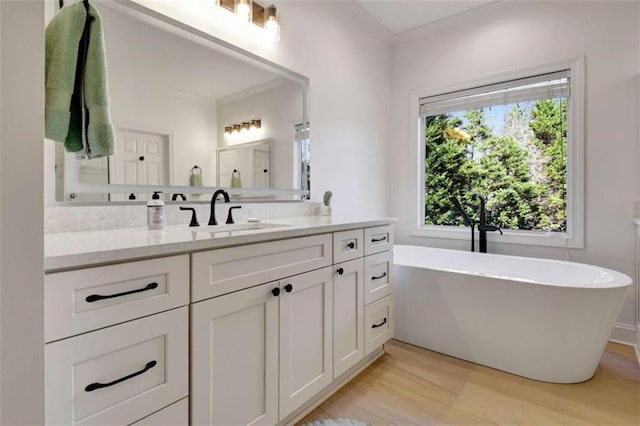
[411,226,583,249]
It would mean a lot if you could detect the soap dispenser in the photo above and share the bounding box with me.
[147,191,165,230]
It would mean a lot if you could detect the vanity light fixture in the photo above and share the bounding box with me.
[236,0,251,23]
[265,4,280,41]
[225,119,262,137]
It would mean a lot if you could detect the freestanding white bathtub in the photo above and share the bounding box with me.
[393,245,632,383]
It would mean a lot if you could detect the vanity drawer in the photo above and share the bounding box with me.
[364,294,394,356]
[45,255,189,342]
[192,233,332,302]
[131,398,188,425]
[364,250,393,305]
[364,225,394,256]
[333,229,364,263]
[45,307,188,426]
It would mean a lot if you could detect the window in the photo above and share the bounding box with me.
[294,122,310,200]
[417,61,583,248]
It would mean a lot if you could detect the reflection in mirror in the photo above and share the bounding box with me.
[49,2,309,203]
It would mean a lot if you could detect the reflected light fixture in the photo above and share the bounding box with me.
[265,4,280,41]
[232,124,241,134]
[250,119,262,130]
[224,126,233,136]
[241,122,251,132]
[236,0,251,23]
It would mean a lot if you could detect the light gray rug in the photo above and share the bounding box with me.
[303,420,368,426]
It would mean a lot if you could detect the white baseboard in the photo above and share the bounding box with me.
[609,322,638,345]
[608,322,640,367]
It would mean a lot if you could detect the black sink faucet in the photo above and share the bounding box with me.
[473,193,502,253]
[208,189,230,225]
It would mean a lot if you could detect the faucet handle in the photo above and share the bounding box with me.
[226,206,242,224]
[478,224,502,234]
[179,207,199,227]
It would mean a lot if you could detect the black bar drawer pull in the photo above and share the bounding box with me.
[371,236,387,243]
[371,272,387,281]
[371,318,387,329]
[85,360,157,392]
[86,282,159,303]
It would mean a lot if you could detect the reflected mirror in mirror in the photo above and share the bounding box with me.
[47,1,310,203]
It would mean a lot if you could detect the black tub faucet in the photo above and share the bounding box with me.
[208,189,230,225]
[472,193,503,253]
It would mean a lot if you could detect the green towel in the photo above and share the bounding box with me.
[190,172,203,187]
[45,3,114,159]
[231,170,242,188]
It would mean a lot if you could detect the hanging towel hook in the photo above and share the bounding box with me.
[58,1,90,10]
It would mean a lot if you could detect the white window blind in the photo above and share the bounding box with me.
[420,70,570,117]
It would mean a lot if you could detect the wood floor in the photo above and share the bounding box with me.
[299,340,640,425]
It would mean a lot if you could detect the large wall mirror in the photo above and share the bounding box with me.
[46,0,310,203]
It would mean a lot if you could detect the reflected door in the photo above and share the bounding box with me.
[253,149,270,189]
[110,129,168,201]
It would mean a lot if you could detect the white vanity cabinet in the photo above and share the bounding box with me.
[190,235,334,425]
[45,220,395,426]
[44,256,190,426]
[332,225,394,379]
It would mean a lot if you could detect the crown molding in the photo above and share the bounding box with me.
[217,77,288,105]
[392,1,504,46]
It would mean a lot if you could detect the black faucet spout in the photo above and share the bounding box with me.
[209,189,230,225]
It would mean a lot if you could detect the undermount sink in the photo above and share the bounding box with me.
[189,222,289,234]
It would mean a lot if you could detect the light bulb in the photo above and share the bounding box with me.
[236,0,251,23]
[265,5,280,41]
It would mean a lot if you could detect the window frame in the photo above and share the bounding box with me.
[412,58,585,249]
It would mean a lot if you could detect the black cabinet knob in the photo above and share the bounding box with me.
[284,283,293,293]
[272,287,280,297]
[336,267,344,275]
[347,242,355,250]
[139,156,145,161]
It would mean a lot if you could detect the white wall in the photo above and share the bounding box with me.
[390,1,640,342]
[0,1,3,420]
[129,0,392,217]
[217,80,302,189]
[0,1,44,424]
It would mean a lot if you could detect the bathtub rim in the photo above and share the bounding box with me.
[393,244,632,290]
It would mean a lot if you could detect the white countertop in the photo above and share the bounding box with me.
[45,215,397,271]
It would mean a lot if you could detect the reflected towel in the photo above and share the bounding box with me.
[190,174,203,187]
[231,170,242,188]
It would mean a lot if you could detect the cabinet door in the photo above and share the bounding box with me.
[333,259,364,378]
[279,267,333,419]
[191,282,279,426]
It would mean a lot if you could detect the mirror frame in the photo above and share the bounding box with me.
[49,0,310,205]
